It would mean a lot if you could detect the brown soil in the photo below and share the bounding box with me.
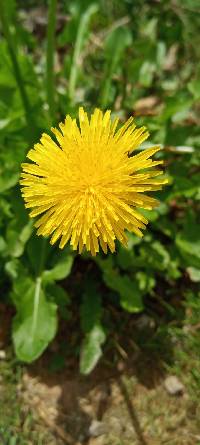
[18,347,200,445]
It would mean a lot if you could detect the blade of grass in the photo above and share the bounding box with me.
[46,0,57,124]
[0,1,33,141]
[100,26,131,109]
[68,3,98,103]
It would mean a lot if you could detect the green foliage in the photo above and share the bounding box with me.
[176,213,200,269]
[80,281,105,374]
[100,26,132,107]
[0,0,200,375]
[12,275,58,362]
[42,251,74,283]
[96,256,144,312]
[80,324,106,375]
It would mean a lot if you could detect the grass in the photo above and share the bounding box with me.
[0,356,57,444]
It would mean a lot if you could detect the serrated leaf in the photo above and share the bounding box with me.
[12,277,57,362]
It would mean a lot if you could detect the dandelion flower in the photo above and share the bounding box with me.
[21,107,167,256]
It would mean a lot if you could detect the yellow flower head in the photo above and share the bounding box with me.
[21,107,167,256]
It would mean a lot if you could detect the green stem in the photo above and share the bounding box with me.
[46,0,57,124]
[0,1,33,136]
[68,4,98,103]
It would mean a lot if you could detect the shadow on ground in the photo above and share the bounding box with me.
[22,315,177,445]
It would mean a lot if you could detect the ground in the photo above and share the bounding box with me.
[0,307,200,445]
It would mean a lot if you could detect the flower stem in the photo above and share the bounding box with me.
[46,0,57,124]
[0,2,33,138]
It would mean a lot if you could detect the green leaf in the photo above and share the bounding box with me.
[116,246,136,271]
[140,240,170,271]
[176,216,200,269]
[159,93,193,122]
[139,61,155,87]
[42,251,74,283]
[47,283,70,321]
[0,236,7,256]
[188,78,200,100]
[6,220,33,258]
[187,267,200,282]
[141,17,157,41]
[103,264,144,313]
[80,324,105,375]
[136,271,155,293]
[2,0,16,23]
[80,280,105,374]
[68,3,98,101]
[12,277,57,362]
[171,176,199,199]
[5,258,26,280]
[47,283,70,306]
[100,26,132,107]
[26,236,51,274]
[117,276,144,313]
[156,41,166,69]
[0,171,19,192]
[80,282,102,333]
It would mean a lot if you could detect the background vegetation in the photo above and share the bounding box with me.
[0,0,200,443]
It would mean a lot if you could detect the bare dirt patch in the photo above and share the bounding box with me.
[19,350,200,445]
